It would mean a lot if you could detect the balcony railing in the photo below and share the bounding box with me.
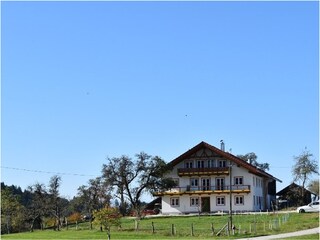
[177,167,229,176]
[153,185,251,196]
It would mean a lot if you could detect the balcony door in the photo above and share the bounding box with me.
[190,178,199,191]
[201,178,210,191]
[216,178,225,190]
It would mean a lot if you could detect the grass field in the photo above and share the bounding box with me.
[2,212,319,239]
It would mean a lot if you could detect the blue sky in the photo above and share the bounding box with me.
[2,1,319,200]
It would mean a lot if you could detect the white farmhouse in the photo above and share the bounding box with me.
[153,141,281,214]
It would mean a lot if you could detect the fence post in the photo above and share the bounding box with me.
[191,223,194,236]
[171,224,175,235]
[76,221,78,230]
[211,223,214,235]
[152,221,155,234]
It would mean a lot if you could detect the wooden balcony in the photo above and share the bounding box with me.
[177,167,229,176]
[153,185,250,196]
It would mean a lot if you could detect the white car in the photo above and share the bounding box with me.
[297,200,320,213]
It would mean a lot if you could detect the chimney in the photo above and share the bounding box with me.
[220,140,225,151]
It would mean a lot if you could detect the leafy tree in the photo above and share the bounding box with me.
[1,188,26,234]
[67,212,82,224]
[237,152,269,171]
[93,207,121,240]
[77,177,111,229]
[292,149,318,202]
[68,196,86,214]
[102,152,175,221]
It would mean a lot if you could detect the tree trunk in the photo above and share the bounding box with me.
[6,216,10,234]
[30,220,34,232]
[107,227,111,240]
[134,219,140,231]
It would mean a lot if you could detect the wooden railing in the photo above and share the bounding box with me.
[177,167,229,176]
[153,185,251,196]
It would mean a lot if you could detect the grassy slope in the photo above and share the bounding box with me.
[2,212,319,239]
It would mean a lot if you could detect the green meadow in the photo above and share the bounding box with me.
[2,212,319,239]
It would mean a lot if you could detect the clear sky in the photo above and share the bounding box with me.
[1,1,319,201]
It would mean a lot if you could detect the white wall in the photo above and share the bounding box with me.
[161,160,269,214]
[162,194,258,214]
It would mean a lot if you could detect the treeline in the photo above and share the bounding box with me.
[1,152,175,235]
[2,177,72,234]
[2,178,126,234]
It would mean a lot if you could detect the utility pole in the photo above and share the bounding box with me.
[229,162,233,234]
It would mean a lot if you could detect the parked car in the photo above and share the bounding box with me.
[297,200,320,213]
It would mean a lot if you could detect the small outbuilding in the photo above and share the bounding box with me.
[276,182,313,208]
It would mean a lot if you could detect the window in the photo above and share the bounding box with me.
[218,160,226,167]
[190,178,199,191]
[190,178,199,186]
[256,177,260,187]
[253,176,255,187]
[208,159,216,168]
[185,161,193,168]
[216,196,225,206]
[197,160,205,168]
[235,196,244,205]
[190,197,199,207]
[234,177,243,185]
[170,198,179,207]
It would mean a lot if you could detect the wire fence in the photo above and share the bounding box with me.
[65,213,291,238]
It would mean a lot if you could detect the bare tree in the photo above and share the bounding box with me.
[48,175,62,231]
[101,156,129,216]
[102,152,174,221]
[26,183,48,232]
[292,149,318,203]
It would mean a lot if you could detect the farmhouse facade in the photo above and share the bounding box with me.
[153,141,281,214]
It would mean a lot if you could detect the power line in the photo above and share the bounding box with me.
[1,166,96,177]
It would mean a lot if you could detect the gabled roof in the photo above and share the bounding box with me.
[169,141,281,182]
[276,182,314,196]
